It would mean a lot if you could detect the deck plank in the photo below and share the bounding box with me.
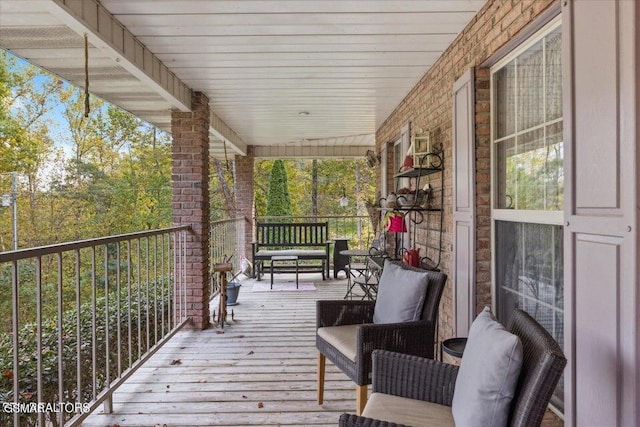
[83,277,358,426]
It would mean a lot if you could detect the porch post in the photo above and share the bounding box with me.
[171,92,211,330]
[234,145,255,260]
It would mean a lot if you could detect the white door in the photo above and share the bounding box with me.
[452,69,476,336]
[563,1,639,425]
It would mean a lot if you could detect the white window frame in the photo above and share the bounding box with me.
[490,14,564,414]
[490,15,563,307]
[394,122,411,189]
[380,143,388,197]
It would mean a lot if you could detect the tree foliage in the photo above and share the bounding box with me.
[265,160,292,217]
[255,158,376,219]
[0,51,172,250]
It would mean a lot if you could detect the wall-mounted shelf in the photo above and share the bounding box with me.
[381,149,444,270]
[394,166,442,179]
[378,206,441,213]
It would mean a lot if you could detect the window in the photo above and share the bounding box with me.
[491,16,564,410]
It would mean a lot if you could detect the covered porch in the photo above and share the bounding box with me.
[1,0,640,426]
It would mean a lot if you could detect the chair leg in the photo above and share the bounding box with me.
[356,385,368,415]
[317,352,326,404]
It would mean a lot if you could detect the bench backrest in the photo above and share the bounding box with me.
[255,222,329,247]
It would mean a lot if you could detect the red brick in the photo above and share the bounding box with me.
[375,0,555,347]
[172,92,211,331]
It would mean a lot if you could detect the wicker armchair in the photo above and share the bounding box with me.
[338,309,567,427]
[316,263,447,415]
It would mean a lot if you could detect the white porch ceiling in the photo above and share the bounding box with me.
[0,0,485,158]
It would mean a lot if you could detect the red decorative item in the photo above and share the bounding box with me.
[386,214,407,233]
[403,248,421,267]
[402,154,414,170]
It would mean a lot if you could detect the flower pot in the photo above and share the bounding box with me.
[226,281,241,306]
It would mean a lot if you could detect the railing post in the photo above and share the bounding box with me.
[103,395,113,414]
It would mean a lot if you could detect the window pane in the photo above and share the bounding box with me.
[545,121,564,210]
[494,29,563,212]
[494,60,516,139]
[495,221,564,410]
[545,27,563,121]
[518,41,544,131]
[394,140,403,173]
[497,126,563,211]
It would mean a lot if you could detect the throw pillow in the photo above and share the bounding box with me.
[372,261,430,324]
[451,307,523,427]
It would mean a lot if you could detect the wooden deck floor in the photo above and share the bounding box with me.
[84,274,356,426]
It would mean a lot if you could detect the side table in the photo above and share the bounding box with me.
[441,337,468,360]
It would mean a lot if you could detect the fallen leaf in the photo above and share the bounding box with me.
[242,395,248,399]
[2,369,12,380]
[198,379,207,383]
[215,330,225,334]
[170,359,181,365]
[257,402,264,409]
[22,392,34,399]
[235,335,245,338]
[247,350,254,355]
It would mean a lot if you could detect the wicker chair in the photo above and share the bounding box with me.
[316,262,447,415]
[338,309,567,427]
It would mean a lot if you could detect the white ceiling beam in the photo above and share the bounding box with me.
[253,145,371,159]
[209,111,248,156]
[46,0,192,112]
[106,1,486,15]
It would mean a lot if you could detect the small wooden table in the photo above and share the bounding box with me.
[213,262,233,329]
[270,255,299,289]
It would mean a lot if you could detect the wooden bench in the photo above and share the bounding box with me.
[252,222,331,281]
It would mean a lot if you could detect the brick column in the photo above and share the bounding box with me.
[234,145,255,259]
[172,92,210,330]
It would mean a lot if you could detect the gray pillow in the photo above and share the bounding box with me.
[451,307,523,427]
[372,261,430,324]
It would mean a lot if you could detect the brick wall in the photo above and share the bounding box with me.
[376,0,556,346]
[171,92,211,330]
[234,145,255,258]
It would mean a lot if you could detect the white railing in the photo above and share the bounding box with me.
[0,226,191,426]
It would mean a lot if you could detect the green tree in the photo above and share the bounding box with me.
[265,160,292,218]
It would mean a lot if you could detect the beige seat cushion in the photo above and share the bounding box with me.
[362,392,455,427]
[317,324,360,362]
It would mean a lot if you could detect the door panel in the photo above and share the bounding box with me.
[452,69,475,336]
